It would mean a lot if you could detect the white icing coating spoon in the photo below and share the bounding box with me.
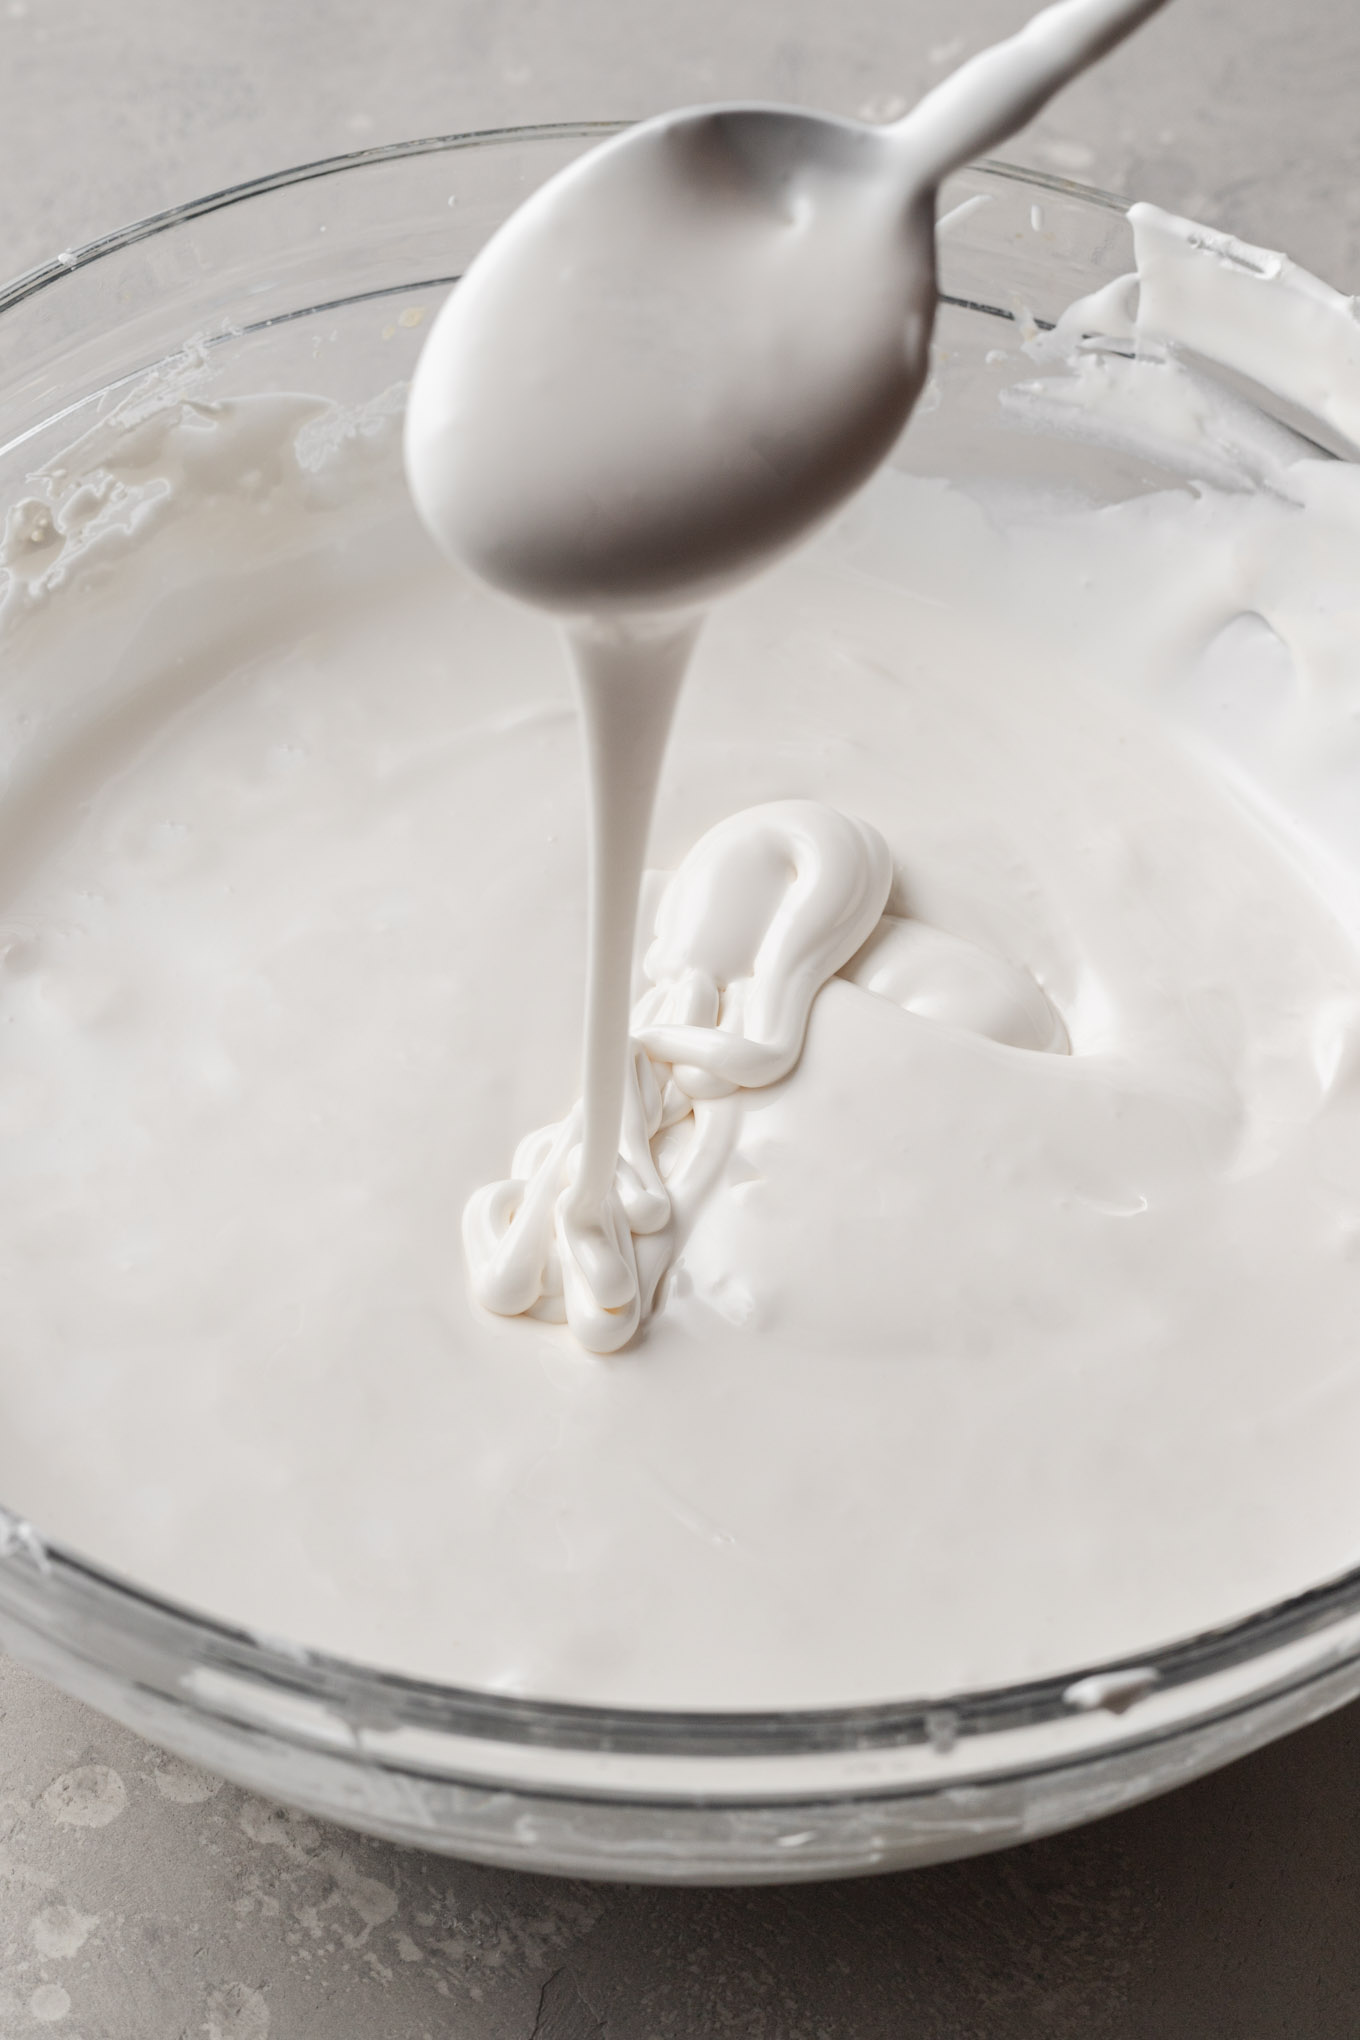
[406,0,1169,617]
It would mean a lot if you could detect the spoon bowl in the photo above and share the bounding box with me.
[404,108,929,612]
[405,0,1169,617]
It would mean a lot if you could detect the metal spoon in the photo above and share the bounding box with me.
[406,0,1168,616]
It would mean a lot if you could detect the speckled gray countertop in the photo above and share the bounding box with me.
[2,3,1360,2033]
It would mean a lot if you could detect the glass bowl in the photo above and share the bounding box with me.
[1,128,1358,1886]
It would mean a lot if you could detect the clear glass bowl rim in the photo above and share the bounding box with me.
[0,126,1356,1788]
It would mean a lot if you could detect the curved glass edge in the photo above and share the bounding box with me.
[965,156,1129,214]
[0,129,1345,1790]
[0,125,628,318]
[0,124,1129,322]
[3,1505,1360,1774]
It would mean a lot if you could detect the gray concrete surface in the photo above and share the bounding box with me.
[2,0,1360,2032]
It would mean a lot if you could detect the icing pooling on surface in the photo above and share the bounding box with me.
[464,801,892,1349]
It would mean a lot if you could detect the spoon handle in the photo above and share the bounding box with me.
[894,0,1170,188]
